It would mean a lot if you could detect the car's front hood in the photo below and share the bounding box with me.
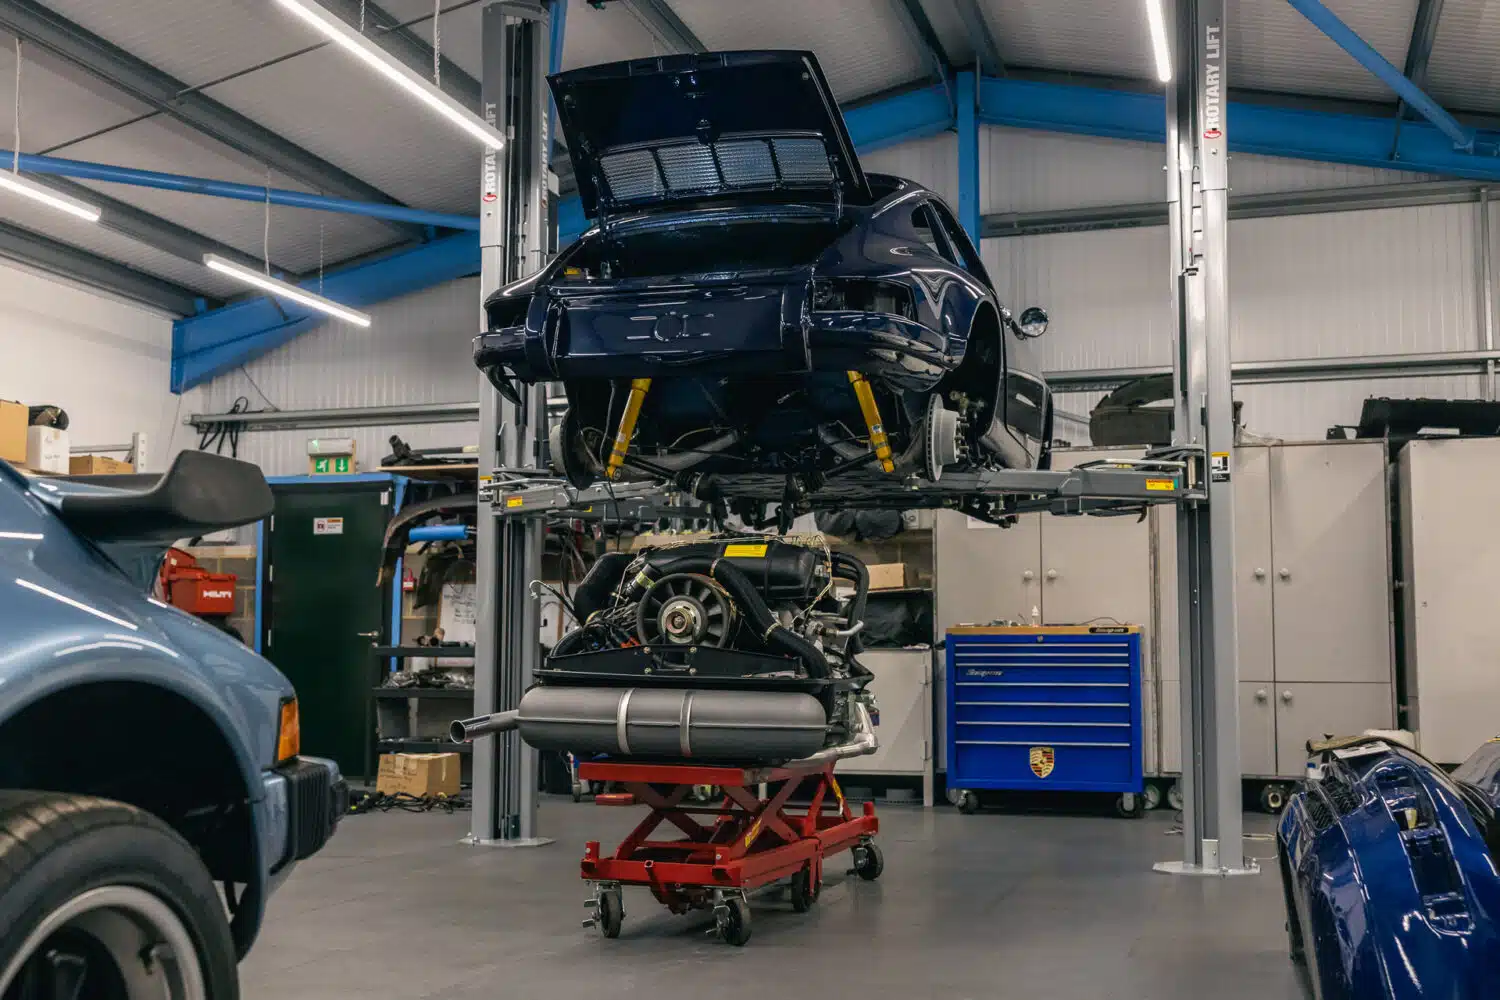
[551,50,869,221]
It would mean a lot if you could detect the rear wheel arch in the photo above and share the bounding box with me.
[943,301,1004,426]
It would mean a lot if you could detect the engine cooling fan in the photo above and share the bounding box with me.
[635,573,735,647]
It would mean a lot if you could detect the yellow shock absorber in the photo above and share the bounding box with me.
[846,370,895,473]
[605,377,653,479]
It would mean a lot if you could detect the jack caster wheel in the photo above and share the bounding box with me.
[716,897,752,946]
[1142,782,1163,811]
[956,790,980,815]
[1166,782,1184,812]
[1260,783,1288,815]
[790,867,817,913]
[853,840,884,881]
[597,888,623,939]
[1115,792,1144,819]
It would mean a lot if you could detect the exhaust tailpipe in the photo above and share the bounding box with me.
[788,701,879,767]
[450,710,520,743]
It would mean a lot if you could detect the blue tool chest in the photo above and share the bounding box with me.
[946,626,1143,794]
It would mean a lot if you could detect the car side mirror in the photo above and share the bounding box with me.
[1017,306,1049,338]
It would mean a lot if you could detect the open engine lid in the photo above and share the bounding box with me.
[551,50,870,222]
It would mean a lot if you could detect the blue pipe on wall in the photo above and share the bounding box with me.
[0,149,481,231]
[1284,0,1474,151]
[408,524,470,541]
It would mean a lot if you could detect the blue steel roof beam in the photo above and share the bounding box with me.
[891,1,955,87]
[0,149,480,231]
[954,0,1004,77]
[1285,0,1473,151]
[0,220,203,314]
[974,75,1500,182]
[617,0,705,54]
[1390,0,1445,157]
[0,0,426,239]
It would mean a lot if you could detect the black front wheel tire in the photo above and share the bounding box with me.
[0,790,239,1000]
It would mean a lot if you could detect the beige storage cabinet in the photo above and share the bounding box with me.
[1159,441,1394,778]
[1399,437,1500,764]
[835,649,934,806]
[937,441,1394,782]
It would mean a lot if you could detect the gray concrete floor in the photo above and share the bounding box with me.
[240,799,1304,1000]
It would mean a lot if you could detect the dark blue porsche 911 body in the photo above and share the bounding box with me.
[1277,736,1500,999]
[475,50,1051,491]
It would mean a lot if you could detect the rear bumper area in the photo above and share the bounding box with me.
[474,299,953,392]
[474,275,815,382]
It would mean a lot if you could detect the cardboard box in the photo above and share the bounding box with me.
[0,400,25,464]
[69,454,135,475]
[866,562,917,591]
[375,753,461,798]
[26,426,68,474]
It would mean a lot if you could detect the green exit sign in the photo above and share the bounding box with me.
[311,456,352,474]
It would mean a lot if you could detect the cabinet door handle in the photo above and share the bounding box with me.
[1045,569,1058,581]
[1255,688,1268,703]
[1281,690,1293,703]
[1022,570,1035,582]
[1253,567,1266,580]
[1278,568,1291,580]
[357,630,381,638]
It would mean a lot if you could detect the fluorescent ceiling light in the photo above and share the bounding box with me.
[0,171,102,222]
[1145,0,1172,83]
[203,254,373,327]
[273,0,506,150]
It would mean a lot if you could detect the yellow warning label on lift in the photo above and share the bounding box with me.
[723,542,768,558]
[1145,478,1177,492]
[505,496,524,508]
[744,818,763,848]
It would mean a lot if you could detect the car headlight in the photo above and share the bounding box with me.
[277,697,301,763]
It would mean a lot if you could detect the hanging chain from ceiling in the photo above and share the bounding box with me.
[263,165,273,276]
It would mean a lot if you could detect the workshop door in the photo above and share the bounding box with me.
[265,487,390,777]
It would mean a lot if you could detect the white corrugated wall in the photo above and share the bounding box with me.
[187,125,1493,458]
[0,262,197,471]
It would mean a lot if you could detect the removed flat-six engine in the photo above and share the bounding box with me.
[452,535,879,767]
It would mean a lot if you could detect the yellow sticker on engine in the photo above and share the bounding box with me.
[723,543,768,558]
[1145,478,1177,492]
[505,496,525,508]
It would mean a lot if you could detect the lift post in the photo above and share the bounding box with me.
[1155,0,1255,877]
[470,0,556,847]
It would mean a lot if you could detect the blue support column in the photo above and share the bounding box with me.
[546,0,567,172]
[957,70,980,243]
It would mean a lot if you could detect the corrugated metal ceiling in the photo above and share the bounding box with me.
[1425,0,1500,112]
[1,0,1496,317]
[1230,0,1417,104]
[671,0,926,102]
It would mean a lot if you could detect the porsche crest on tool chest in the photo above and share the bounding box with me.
[1029,746,1055,778]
